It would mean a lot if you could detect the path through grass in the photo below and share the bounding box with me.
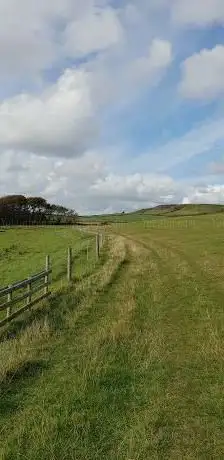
[1,218,224,458]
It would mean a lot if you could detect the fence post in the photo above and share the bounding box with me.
[7,285,12,318]
[67,248,72,283]
[96,234,100,259]
[45,255,50,294]
[87,242,89,261]
[100,233,103,249]
[27,277,32,306]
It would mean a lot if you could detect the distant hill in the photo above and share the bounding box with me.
[131,204,224,217]
[79,204,224,224]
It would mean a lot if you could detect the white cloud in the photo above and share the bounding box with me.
[0,0,173,115]
[149,39,172,69]
[132,0,224,28]
[183,185,224,204]
[0,150,53,196]
[0,69,97,157]
[88,38,173,108]
[90,174,224,211]
[1,148,224,214]
[0,149,109,213]
[171,0,224,27]
[0,0,63,78]
[130,39,172,85]
[91,173,177,202]
[0,34,172,158]
[64,7,124,57]
[180,45,224,99]
[0,0,117,79]
[0,148,178,212]
[1,0,224,214]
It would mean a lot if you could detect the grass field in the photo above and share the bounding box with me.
[1,216,224,459]
[0,226,98,325]
[0,227,97,288]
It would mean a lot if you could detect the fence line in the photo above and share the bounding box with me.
[0,232,104,328]
[0,256,52,327]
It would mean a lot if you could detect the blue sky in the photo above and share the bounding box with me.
[0,0,224,213]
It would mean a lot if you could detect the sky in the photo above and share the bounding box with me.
[0,0,224,214]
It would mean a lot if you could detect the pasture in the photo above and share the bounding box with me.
[1,216,224,459]
[0,226,97,289]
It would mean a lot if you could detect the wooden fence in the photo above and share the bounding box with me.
[0,256,51,327]
[0,232,104,328]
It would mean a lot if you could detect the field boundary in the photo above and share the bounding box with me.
[0,258,52,327]
[0,232,104,328]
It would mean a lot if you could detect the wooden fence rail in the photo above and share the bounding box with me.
[0,233,104,328]
[0,255,51,327]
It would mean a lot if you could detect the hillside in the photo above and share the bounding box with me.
[130,203,224,217]
[79,204,224,224]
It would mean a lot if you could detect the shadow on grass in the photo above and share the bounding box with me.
[0,249,109,344]
[0,286,82,343]
[0,359,48,418]
[0,243,112,345]
[57,339,174,458]
[101,257,130,296]
[53,267,67,284]
[0,238,124,345]
[72,254,130,335]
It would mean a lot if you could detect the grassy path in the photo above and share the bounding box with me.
[1,228,224,459]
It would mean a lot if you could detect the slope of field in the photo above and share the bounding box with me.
[133,203,224,216]
[79,203,224,224]
[1,217,224,459]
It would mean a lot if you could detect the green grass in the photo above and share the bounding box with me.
[1,217,224,458]
[0,227,96,288]
[131,203,224,215]
[0,226,97,323]
[80,203,224,224]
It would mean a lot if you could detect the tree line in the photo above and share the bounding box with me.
[0,195,78,226]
